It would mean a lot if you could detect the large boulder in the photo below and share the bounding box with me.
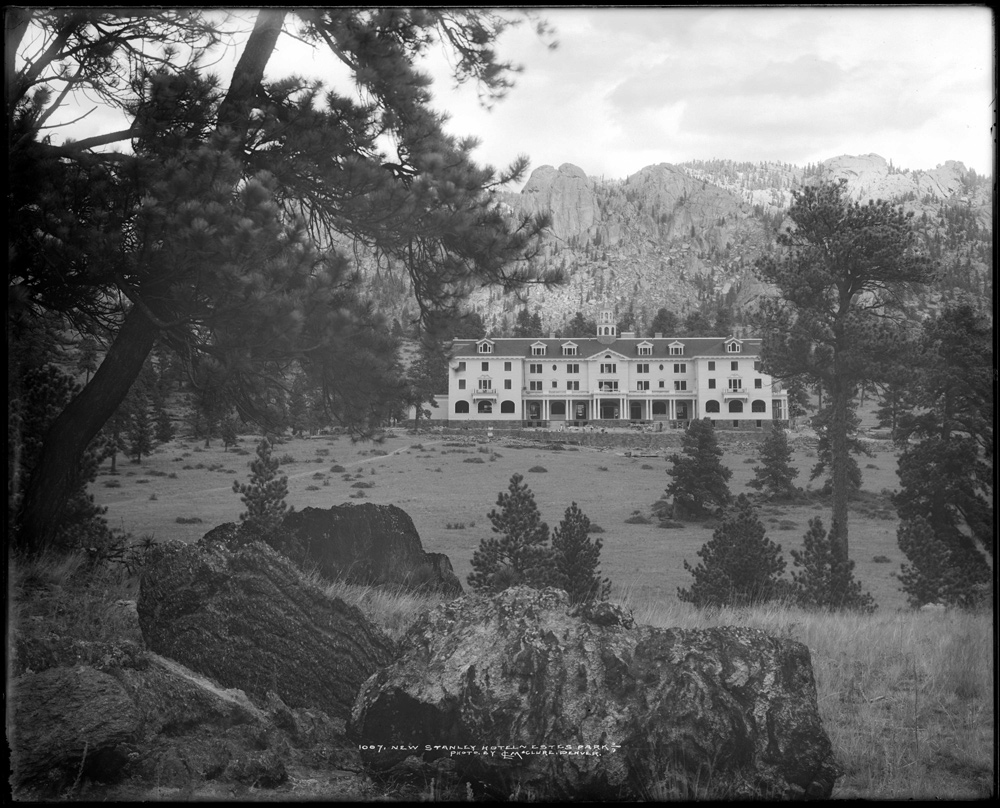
[9,652,359,796]
[349,587,840,801]
[10,666,142,791]
[279,503,464,596]
[138,540,397,719]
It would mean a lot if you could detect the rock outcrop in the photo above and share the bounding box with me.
[138,540,397,719]
[279,503,464,596]
[349,587,840,800]
[10,666,142,790]
[9,651,359,796]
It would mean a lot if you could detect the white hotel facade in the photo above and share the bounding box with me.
[447,309,788,428]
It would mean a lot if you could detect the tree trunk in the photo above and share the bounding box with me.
[16,306,161,552]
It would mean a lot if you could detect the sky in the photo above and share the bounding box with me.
[27,7,995,186]
[406,6,995,183]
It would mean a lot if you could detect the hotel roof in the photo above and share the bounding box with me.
[451,336,760,360]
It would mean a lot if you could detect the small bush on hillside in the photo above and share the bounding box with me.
[175,516,203,524]
[349,490,366,499]
[677,495,788,609]
[463,457,485,464]
[624,511,651,525]
[351,481,374,489]
[104,480,121,488]
[278,453,296,464]
[790,517,876,613]
[528,465,547,473]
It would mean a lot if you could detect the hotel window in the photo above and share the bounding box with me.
[529,363,542,373]
[482,362,490,371]
[479,343,492,354]
[728,378,743,391]
[504,361,512,371]
[551,381,558,388]
[638,345,652,356]
[708,361,715,371]
[504,379,512,390]
[458,380,466,389]
[673,363,686,374]
[637,380,651,391]
[599,381,619,392]
[529,381,543,391]
[727,342,741,353]
[674,380,687,391]
[637,363,649,373]
[755,378,763,389]
[532,345,546,356]
[670,345,684,355]
[478,378,492,390]
[708,379,716,389]
[731,361,739,371]
[567,381,580,391]
[600,363,617,374]
[566,363,580,373]
[457,361,466,371]
[562,345,577,356]
[754,361,762,372]
[658,380,665,388]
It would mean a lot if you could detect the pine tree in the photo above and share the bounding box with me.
[551,502,610,604]
[677,495,787,608]
[650,307,678,336]
[13,9,558,554]
[232,438,289,534]
[790,517,876,612]
[220,415,240,451]
[468,473,554,593]
[665,419,732,520]
[747,425,799,501]
[896,516,990,609]
[753,179,935,590]
[151,383,175,444]
[128,392,154,463]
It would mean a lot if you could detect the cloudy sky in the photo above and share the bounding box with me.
[401,6,994,184]
[30,7,994,185]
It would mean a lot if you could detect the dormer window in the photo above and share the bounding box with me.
[637,341,653,356]
[726,339,742,353]
[531,342,546,356]
[478,340,493,354]
[669,342,684,356]
[562,342,578,356]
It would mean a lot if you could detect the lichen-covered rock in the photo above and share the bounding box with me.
[138,540,397,718]
[349,587,840,800]
[279,503,464,595]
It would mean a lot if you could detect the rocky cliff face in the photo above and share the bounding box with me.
[462,153,991,337]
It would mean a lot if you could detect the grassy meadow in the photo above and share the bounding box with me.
[69,422,994,800]
[94,425,906,609]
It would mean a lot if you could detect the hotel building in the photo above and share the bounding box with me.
[447,309,788,428]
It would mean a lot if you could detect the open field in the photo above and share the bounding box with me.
[93,424,908,609]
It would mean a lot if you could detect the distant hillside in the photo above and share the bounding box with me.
[360,154,991,338]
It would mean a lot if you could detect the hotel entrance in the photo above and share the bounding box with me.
[599,399,620,419]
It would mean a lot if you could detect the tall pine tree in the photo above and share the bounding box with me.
[753,179,934,596]
[11,9,558,554]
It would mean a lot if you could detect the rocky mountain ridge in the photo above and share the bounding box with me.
[440,153,991,338]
